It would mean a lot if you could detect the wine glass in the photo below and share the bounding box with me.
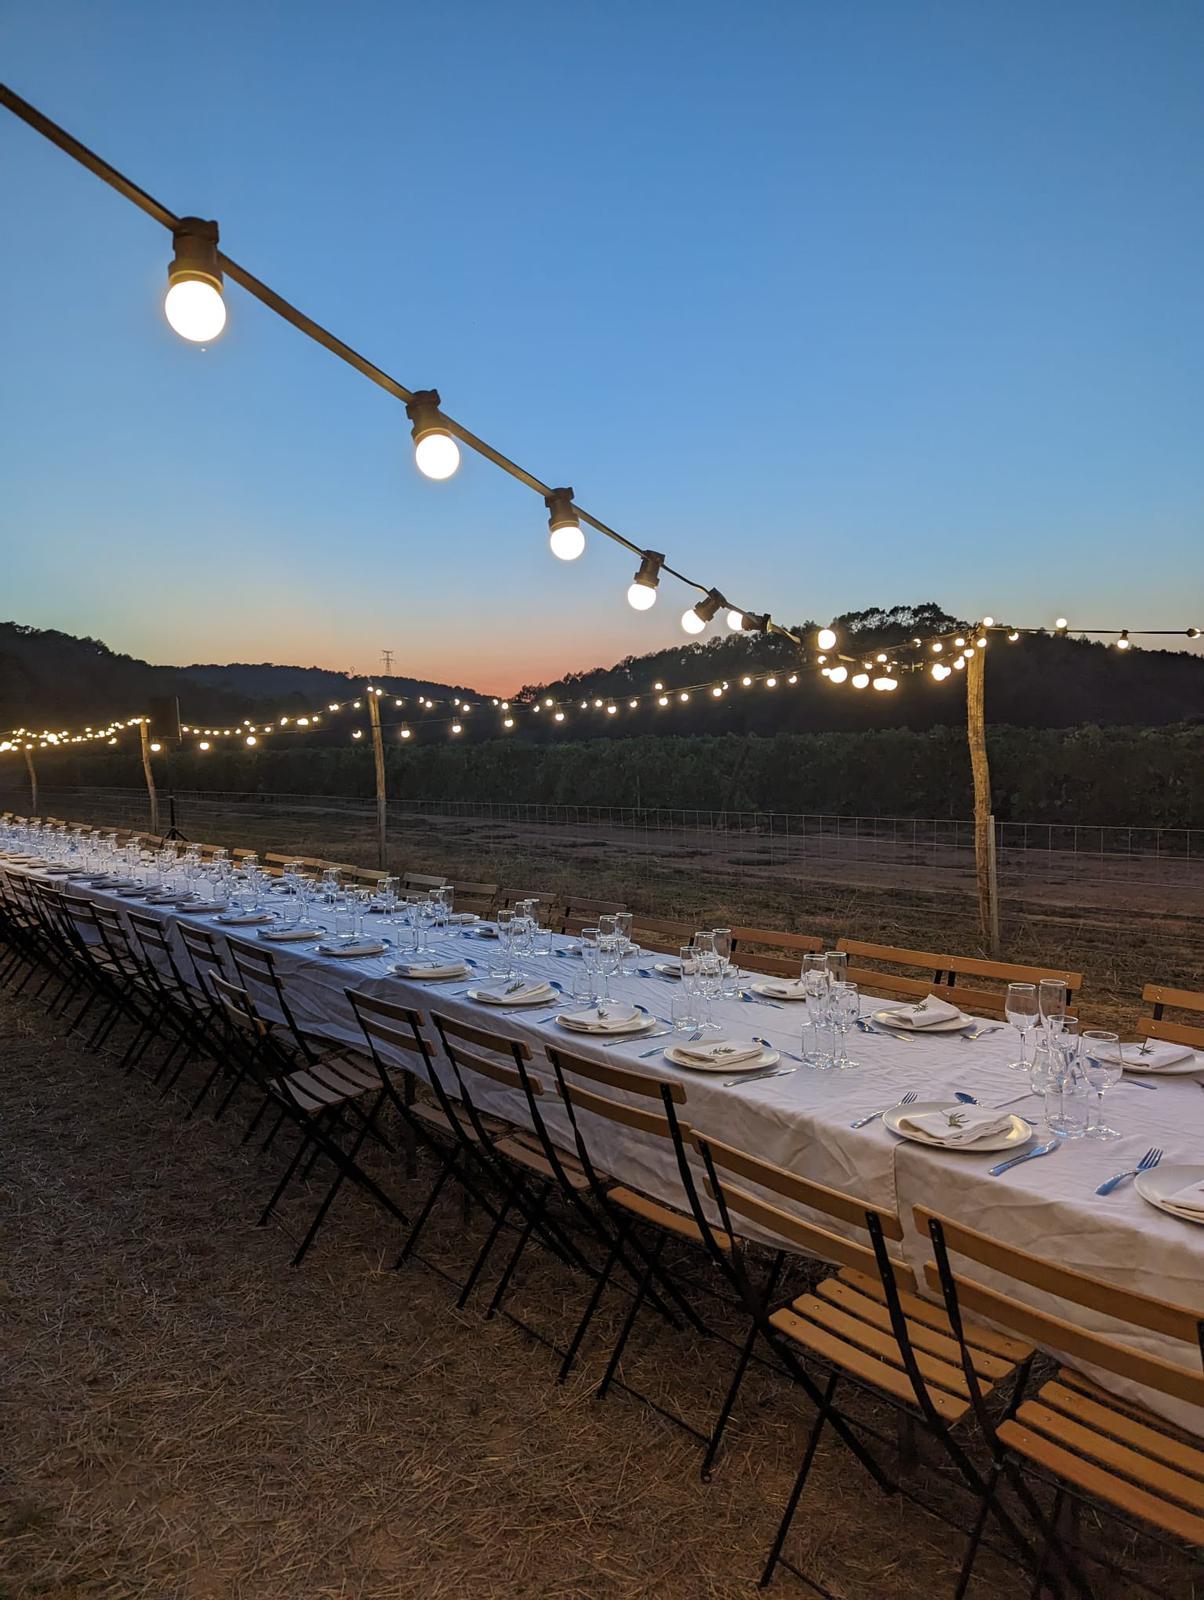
[596,934,621,1004]
[824,950,848,986]
[1039,978,1067,1036]
[614,912,634,972]
[829,982,860,1069]
[1082,1030,1122,1140]
[1005,982,1038,1071]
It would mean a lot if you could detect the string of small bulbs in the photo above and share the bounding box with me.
[4,617,1197,755]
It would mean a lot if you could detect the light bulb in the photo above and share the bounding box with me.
[627,552,663,609]
[549,524,585,560]
[851,672,869,689]
[164,278,226,342]
[932,642,943,654]
[554,711,565,722]
[504,716,515,728]
[149,742,161,753]
[711,686,722,697]
[681,607,706,635]
[628,581,657,611]
[245,735,257,746]
[982,615,995,628]
[1055,617,1068,630]
[817,627,837,651]
[545,487,584,559]
[199,740,210,750]
[828,666,848,684]
[414,432,460,480]
[401,728,412,739]
[726,609,744,631]
[1116,631,1131,650]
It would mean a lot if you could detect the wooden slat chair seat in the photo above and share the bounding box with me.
[1137,984,1204,1052]
[629,913,696,955]
[837,937,1083,1019]
[916,1204,1204,1593]
[450,879,498,917]
[730,925,826,977]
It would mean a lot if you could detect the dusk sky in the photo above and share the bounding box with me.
[2,1,1201,695]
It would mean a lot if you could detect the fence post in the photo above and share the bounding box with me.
[965,649,998,953]
[24,747,38,816]
[986,813,1001,958]
[366,687,387,869]
[138,718,160,836]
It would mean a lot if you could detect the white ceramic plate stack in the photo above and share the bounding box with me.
[1136,1164,1204,1224]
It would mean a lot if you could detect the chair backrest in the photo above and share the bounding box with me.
[915,1205,1204,1410]
[209,974,275,1054]
[91,902,141,968]
[178,924,227,997]
[628,913,696,955]
[730,925,826,976]
[556,897,627,934]
[403,870,448,892]
[225,938,316,1062]
[695,1132,910,1287]
[344,988,434,1072]
[451,879,498,916]
[836,938,1083,1020]
[1137,984,1204,1051]
[430,1010,535,1093]
[545,1044,686,1142]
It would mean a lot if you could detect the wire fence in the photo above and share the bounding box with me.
[5,784,1202,914]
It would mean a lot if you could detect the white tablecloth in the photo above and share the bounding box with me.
[12,864,1204,1434]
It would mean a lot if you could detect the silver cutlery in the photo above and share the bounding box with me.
[1095,1146,1162,1196]
[753,1035,806,1063]
[605,1028,669,1049]
[961,1025,1004,1043]
[989,1138,1062,1176]
[639,1027,700,1057]
[725,1066,797,1088]
[850,1090,918,1130]
[856,1018,916,1045]
[1120,1079,1159,1091]
[739,990,783,1009]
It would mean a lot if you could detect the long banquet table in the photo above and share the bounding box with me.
[12,864,1204,1434]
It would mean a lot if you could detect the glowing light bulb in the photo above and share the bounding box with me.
[851,672,869,689]
[741,675,752,687]
[607,705,617,715]
[766,676,777,688]
[828,666,848,684]
[681,607,706,635]
[199,740,210,750]
[627,581,657,611]
[352,729,363,740]
[711,686,722,697]
[504,716,515,728]
[164,277,226,343]
[932,642,943,654]
[245,735,257,746]
[149,742,161,753]
[401,728,412,739]
[658,695,669,706]
[407,392,461,482]
[549,523,585,561]
[1116,631,1131,650]
[451,722,462,734]
[817,627,837,651]
[1055,617,1068,630]
[554,711,565,722]
[982,615,995,628]
[726,609,744,631]
[954,637,966,649]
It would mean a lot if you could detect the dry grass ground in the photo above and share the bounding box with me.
[2,984,1196,1599]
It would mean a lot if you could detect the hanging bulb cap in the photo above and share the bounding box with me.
[545,487,585,560]
[682,588,725,633]
[165,218,226,342]
[1116,629,1131,650]
[1187,627,1199,639]
[627,550,663,611]
[406,389,461,479]
[740,610,770,632]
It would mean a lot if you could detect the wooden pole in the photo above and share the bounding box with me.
[965,649,999,955]
[366,689,387,869]
[24,748,38,816]
[138,719,160,837]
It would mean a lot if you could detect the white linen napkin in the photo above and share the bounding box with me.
[761,979,809,999]
[473,980,554,1005]
[1168,1180,1204,1217]
[216,911,274,925]
[880,993,965,1029]
[41,865,73,875]
[675,1038,763,1067]
[392,960,468,979]
[260,926,322,942]
[898,1105,1014,1145]
[183,900,227,913]
[1088,1039,1195,1072]
[560,1004,642,1032]
[316,939,388,958]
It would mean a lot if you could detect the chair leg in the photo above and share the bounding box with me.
[701,1313,760,1481]
[485,1187,550,1321]
[597,1233,665,1401]
[290,1107,379,1267]
[558,1226,625,1383]
[954,1460,1001,1600]
[457,1194,514,1310]
[394,1159,455,1268]
[759,1371,839,1589]
[1029,1489,1065,1600]
[259,1122,314,1227]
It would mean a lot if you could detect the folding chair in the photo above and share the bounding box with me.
[919,1204,1204,1600]
[209,973,408,1265]
[729,925,826,977]
[126,909,229,1098]
[835,938,1084,1020]
[691,1134,1037,1591]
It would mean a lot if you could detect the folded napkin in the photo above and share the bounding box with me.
[1169,1180,1204,1217]
[656,958,683,975]
[448,912,479,925]
[560,1004,642,1032]
[316,939,387,958]
[216,911,274,926]
[1089,1039,1196,1073]
[761,979,809,999]
[392,960,469,980]
[473,980,554,1005]
[881,993,965,1030]
[898,1105,1013,1146]
[260,926,322,942]
[675,1038,763,1067]
[183,900,227,913]
[97,877,138,890]
[41,865,73,876]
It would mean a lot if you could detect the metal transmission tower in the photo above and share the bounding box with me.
[381,649,394,675]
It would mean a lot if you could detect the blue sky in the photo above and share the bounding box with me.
[1,0,1201,692]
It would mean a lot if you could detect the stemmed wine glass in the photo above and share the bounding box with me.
[1082,1029,1123,1140]
[596,933,621,1004]
[697,948,723,1031]
[1005,982,1038,1071]
[829,982,861,1069]
[801,954,830,1067]
[824,950,848,986]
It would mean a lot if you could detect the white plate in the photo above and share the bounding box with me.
[1117,1051,1203,1078]
[664,1043,779,1074]
[1136,1164,1204,1224]
[751,981,808,1001]
[653,961,682,978]
[884,1099,1032,1152]
[466,986,553,1007]
[556,1009,652,1036]
[872,1009,973,1034]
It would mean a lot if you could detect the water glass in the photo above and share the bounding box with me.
[1039,978,1067,1035]
[1045,1035,1089,1138]
[1005,982,1038,1071]
[712,928,733,966]
[824,950,848,986]
[829,982,861,1069]
[1082,1029,1122,1141]
[671,992,699,1031]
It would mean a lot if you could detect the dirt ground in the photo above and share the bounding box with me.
[2,979,1196,1600]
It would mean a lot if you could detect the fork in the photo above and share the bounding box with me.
[850,1090,918,1130]
[1096,1146,1163,1196]
[989,1138,1062,1176]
